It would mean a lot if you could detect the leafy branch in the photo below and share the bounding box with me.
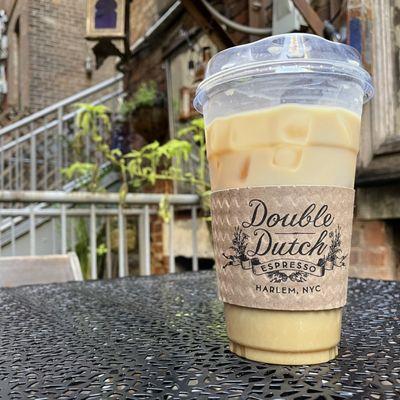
[61,103,127,194]
[65,103,210,221]
[120,81,158,116]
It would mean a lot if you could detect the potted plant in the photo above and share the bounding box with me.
[121,81,169,143]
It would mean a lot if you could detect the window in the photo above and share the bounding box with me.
[95,0,118,29]
[86,0,125,39]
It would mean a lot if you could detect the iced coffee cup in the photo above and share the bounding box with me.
[194,33,373,365]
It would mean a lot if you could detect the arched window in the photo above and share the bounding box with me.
[86,0,125,39]
[95,0,117,29]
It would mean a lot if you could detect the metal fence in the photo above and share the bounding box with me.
[0,191,200,278]
[0,75,124,192]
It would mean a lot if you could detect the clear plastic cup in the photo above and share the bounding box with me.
[194,33,373,365]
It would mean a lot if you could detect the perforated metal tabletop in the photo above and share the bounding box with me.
[0,271,399,399]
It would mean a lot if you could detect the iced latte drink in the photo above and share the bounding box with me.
[208,104,360,364]
[194,34,373,365]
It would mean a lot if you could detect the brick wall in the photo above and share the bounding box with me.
[4,0,117,113]
[350,219,400,280]
[150,217,168,275]
[149,180,173,275]
[129,0,158,44]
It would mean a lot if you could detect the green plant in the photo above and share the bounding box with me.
[123,118,210,218]
[62,104,109,191]
[62,103,129,198]
[66,102,210,277]
[62,104,125,278]
[68,103,210,211]
[120,81,158,116]
[67,103,210,206]
[62,162,100,190]
[73,218,90,279]
[72,218,108,280]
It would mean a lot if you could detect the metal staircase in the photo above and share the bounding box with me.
[0,75,123,192]
[0,75,124,252]
[0,74,201,276]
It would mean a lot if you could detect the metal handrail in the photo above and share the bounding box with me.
[0,75,124,192]
[0,88,124,152]
[0,74,123,136]
[0,190,199,205]
[0,191,201,277]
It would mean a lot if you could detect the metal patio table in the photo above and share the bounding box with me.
[0,271,399,399]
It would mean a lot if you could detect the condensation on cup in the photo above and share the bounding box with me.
[194,33,373,365]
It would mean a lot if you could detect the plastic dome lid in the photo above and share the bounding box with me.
[194,33,374,113]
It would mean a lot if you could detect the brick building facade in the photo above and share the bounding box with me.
[0,0,117,114]
[125,0,400,279]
